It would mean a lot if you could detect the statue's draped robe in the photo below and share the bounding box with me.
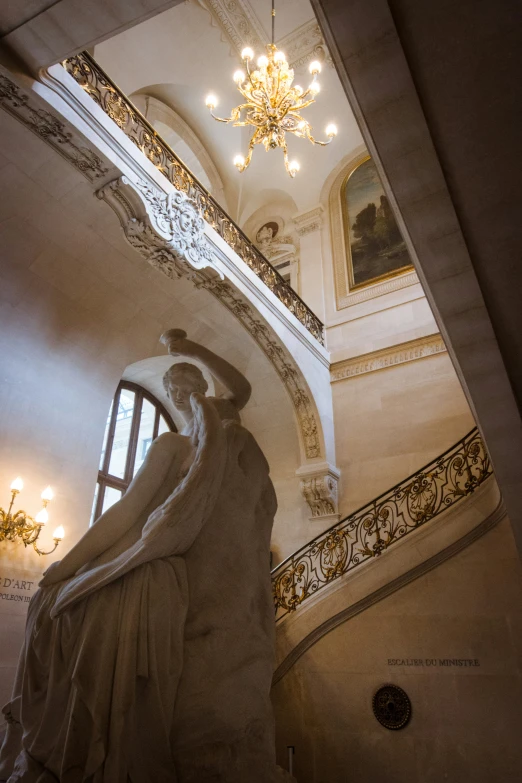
[0,394,278,783]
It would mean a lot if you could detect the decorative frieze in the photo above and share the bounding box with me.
[296,463,340,523]
[277,20,333,70]
[199,1,332,70]
[330,335,447,382]
[293,206,324,237]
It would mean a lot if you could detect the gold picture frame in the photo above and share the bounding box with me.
[342,156,413,290]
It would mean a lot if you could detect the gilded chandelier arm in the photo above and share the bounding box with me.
[33,539,60,557]
[204,26,337,175]
[234,131,258,173]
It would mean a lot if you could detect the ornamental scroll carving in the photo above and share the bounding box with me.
[97,177,216,275]
[0,71,108,181]
[97,176,323,460]
[297,463,341,522]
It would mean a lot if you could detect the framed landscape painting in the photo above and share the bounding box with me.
[342,156,413,289]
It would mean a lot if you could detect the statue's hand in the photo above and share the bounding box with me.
[160,329,199,358]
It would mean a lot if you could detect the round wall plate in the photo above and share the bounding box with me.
[372,684,412,730]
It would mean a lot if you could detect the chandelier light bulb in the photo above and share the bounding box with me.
[205,94,218,109]
[53,525,65,540]
[297,120,306,131]
[233,70,245,84]
[326,123,338,137]
[309,81,321,94]
[257,55,269,68]
[274,50,286,64]
[288,160,300,175]
[309,60,322,75]
[294,85,303,96]
[35,508,48,525]
[10,477,23,492]
[234,154,245,169]
[41,486,54,502]
[241,47,254,61]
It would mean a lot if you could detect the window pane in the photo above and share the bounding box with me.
[90,482,100,526]
[133,399,156,476]
[157,415,170,436]
[101,485,122,514]
[108,389,135,478]
[99,401,113,470]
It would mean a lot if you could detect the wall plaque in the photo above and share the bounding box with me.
[372,684,411,730]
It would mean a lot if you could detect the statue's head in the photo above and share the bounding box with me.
[163,362,208,414]
[256,224,274,245]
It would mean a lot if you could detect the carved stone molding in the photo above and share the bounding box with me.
[0,71,109,182]
[199,0,332,70]
[293,206,324,237]
[198,0,265,56]
[331,334,447,382]
[278,20,333,70]
[97,176,323,460]
[97,177,217,275]
[296,462,340,522]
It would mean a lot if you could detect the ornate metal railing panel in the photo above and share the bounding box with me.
[62,52,324,345]
[272,428,491,621]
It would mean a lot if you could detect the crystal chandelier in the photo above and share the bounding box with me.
[204,0,338,177]
[0,477,64,556]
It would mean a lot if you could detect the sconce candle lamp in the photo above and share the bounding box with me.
[0,478,64,555]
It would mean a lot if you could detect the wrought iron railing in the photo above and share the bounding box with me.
[62,52,324,345]
[272,428,491,621]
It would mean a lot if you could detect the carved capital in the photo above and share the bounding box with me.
[97,176,218,276]
[293,206,324,237]
[296,462,340,522]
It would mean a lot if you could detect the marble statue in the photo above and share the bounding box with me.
[0,330,294,783]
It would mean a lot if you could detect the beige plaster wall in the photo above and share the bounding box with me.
[272,515,522,783]
[333,351,475,517]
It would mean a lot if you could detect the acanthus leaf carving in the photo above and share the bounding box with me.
[97,176,216,277]
[0,70,109,181]
[297,463,341,522]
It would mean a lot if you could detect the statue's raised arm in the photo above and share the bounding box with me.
[160,328,252,413]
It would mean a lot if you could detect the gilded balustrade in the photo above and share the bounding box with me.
[62,52,324,345]
[272,428,492,621]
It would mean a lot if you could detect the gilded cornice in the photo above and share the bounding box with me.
[330,334,447,382]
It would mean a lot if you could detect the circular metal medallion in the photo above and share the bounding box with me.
[372,684,411,730]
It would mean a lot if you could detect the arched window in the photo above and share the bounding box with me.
[91,382,176,523]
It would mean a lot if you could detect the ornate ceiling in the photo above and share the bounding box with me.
[94,0,362,228]
[198,0,332,70]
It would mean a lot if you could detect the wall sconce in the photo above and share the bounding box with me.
[0,477,64,556]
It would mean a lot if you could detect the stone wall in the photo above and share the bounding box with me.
[272,515,522,783]
[332,349,475,517]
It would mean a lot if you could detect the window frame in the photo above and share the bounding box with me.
[93,381,176,522]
